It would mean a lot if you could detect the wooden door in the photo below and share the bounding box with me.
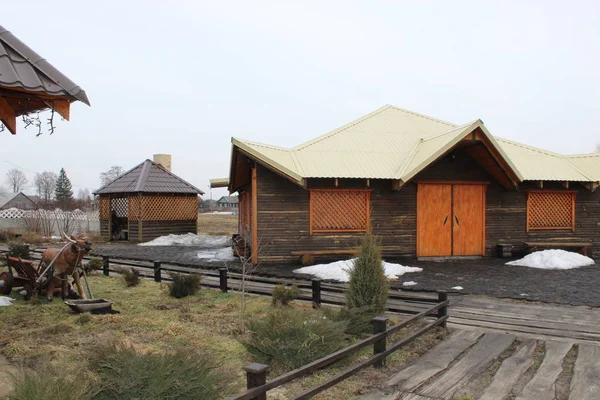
[452,185,485,256]
[417,184,452,256]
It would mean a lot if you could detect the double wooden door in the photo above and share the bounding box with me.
[417,183,486,257]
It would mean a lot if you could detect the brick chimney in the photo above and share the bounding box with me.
[153,154,172,172]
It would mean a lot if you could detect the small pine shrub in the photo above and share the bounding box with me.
[169,272,201,298]
[243,307,348,373]
[322,306,374,336]
[87,342,226,400]
[121,268,141,287]
[7,241,30,259]
[345,234,389,314]
[85,258,104,271]
[271,284,301,306]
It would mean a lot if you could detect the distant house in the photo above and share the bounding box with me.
[0,193,37,210]
[226,105,600,264]
[216,196,239,208]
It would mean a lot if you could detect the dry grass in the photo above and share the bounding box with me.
[0,272,448,399]
[197,212,238,236]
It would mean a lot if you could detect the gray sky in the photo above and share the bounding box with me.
[2,1,599,199]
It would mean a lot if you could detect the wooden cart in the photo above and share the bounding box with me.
[0,255,57,300]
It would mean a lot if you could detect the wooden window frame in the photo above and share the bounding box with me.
[526,190,576,232]
[309,189,372,235]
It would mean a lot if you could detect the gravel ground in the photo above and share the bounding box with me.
[90,243,600,307]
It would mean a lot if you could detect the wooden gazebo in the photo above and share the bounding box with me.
[0,25,90,134]
[94,159,203,242]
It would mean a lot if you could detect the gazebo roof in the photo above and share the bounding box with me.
[0,25,89,134]
[94,160,204,195]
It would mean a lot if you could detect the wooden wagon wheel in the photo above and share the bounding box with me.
[0,271,13,295]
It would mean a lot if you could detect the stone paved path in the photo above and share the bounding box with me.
[363,330,598,400]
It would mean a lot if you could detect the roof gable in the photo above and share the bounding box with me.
[94,160,203,195]
[0,25,89,105]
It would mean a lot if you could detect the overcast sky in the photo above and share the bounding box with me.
[1,1,599,199]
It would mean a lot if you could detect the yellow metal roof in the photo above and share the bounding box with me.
[209,178,229,188]
[232,105,599,184]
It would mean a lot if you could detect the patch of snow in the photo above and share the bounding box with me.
[451,286,463,290]
[506,249,595,270]
[0,296,14,306]
[210,211,233,215]
[402,281,418,287]
[293,259,422,283]
[197,247,236,261]
[139,233,230,248]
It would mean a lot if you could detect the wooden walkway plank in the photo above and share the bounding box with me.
[448,317,600,342]
[397,392,438,400]
[569,344,600,400]
[479,340,537,400]
[386,330,482,389]
[418,332,516,399]
[516,340,572,400]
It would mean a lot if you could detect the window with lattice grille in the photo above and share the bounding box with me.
[527,191,575,231]
[310,190,371,234]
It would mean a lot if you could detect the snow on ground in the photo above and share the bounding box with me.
[210,211,233,215]
[0,296,14,307]
[139,233,230,248]
[402,281,418,286]
[506,249,595,270]
[451,286,463,290]
[197,247,237,261]
[293,259,422,282]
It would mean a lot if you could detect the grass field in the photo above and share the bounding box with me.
[0,273,446,399]
[197,212,238,236]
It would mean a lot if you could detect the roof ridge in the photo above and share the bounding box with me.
[293,105,392,151]
[564,153,600,159]
[235,138,292,152]
[387,105,457,128]
[135,160,152,192]
[421,121,475,142]
[563,158,595,181]
[395,140,422,178]
[93,159,147,194]
[494,137,564,157]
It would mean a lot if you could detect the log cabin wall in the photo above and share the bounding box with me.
[254,149,600,263]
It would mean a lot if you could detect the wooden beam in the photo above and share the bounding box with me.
[335,178,339,187]
[251,166,258,265]
[44,99,70,121]
[562,181,569,189]
[0,96,17,134]
[392,180,405,191]
[366,179,370,188]
[537,181,544,189]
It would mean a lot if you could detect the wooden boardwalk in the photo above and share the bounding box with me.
[363,331,600,400]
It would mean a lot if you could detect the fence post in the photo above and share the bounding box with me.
[219,268,228,293]
[437,290,448,328]
[153,261,162,283]
[102,256,109,276]
[242,363,269,400]
[312,278,321,309]
[372,316,389,368]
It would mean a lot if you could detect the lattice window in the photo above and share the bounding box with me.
[141,196,198,221]
[111,197,129,218]
[527,191,575,231]
[99,197,110,221]
[310,190,371,234]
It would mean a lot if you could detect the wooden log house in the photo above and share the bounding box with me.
[0,25,90,134]
[215,105,600,264]
[94,155,203,242]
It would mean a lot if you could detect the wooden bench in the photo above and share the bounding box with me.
[523,242,593,256]
[291,250,358,265]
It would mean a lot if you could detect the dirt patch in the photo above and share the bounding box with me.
[197,213,237,236]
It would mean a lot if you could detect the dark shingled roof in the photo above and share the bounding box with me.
[94,160,204,195]
[217,195,238,204]
[0,25,90,105]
